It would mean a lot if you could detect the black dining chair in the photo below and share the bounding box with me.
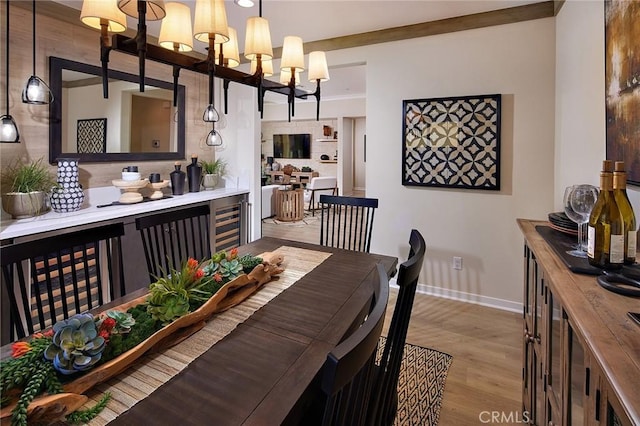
[0,223,126,343]
[369,229,426,426]
[319,195,378,253]
[135,204,211,282]
[316,262,390,426]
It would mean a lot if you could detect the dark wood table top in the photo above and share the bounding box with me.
[109,237,397,425]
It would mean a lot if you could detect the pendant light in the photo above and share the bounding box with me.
[21,0,52,105]
[280,35,305,120]
[159,2,193,107]
[1,0,19,143]
[308,51,330,120]
[206,125,223,146]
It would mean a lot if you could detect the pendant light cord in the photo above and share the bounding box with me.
[4,0,9,113]
[31,0,35,76]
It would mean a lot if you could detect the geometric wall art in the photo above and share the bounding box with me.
[402,94,501,190]
[77,118,107,154]
[605,0,640,186]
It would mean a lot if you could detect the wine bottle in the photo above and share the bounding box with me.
[587,160,624,270]
[613,161,637,264]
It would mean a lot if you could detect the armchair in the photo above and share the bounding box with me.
[304,177,337,215]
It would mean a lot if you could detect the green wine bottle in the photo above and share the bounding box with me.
[587,160,624,270]
[613,161,637,265]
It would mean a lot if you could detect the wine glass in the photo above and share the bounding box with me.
[564,185,599,257]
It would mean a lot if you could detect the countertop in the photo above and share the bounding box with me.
[0,186,249,241]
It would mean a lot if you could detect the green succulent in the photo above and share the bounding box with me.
[147,293,191,325]
[106,311,136,334]
[147,259,210,325]
[202,260,219,276]
[43,313,105,375]
[210,250,227,264]
[219,259,243,279]
[238,254,263,273]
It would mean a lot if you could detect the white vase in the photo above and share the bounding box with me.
[50,158,85,213]
[202,174,219,190]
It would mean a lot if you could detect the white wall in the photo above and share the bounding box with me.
[555,0,640,216]
[258,5,639,310]
[363,18,556,309]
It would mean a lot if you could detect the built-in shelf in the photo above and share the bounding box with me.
[319,160,338,163]
[316,138,338,142]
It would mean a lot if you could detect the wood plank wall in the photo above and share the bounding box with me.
[0,2,215,189]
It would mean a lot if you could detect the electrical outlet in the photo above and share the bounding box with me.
[453,256,463,270]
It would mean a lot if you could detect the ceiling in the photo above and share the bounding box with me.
[53,0,548,103]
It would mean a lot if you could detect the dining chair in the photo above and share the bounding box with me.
[317,263,390,426]
[0,223,126,343]
[319,195,378,253]
[369,229,426,426]
[135,204,211,282]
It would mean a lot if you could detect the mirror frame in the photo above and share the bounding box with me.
[49,56,186,164]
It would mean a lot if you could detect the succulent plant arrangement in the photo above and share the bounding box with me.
[43,313,106,375]
[0,248,266,425]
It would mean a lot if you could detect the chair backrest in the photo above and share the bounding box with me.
[135,204,211,282]
[369,229,426,426]
[0,223,126,343]
[319,263,390,426]
[308,177,337,191]
[319,195,378,253]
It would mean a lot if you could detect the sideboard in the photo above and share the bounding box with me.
[518,219,639,426]
[0,187,249,343]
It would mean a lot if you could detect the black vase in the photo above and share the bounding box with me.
[187,156,202,193]
[170,163,186,196]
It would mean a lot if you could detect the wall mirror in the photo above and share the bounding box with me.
[49,56,185,163]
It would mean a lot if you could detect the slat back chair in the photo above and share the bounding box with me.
[318,263,390,426]
[369,229,426,426]
[0,223,126,343]
[319,195,378,253]
[135,204,211,282]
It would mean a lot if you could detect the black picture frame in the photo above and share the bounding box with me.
[402,94,501,190]
[77,118,107,153]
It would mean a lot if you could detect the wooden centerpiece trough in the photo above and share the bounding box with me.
[0,252,285,423]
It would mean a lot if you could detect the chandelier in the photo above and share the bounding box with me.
[79,0,330,136]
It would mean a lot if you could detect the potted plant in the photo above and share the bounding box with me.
[1,158,57,218]
[199,158,227,190]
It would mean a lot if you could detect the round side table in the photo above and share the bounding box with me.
[275,188,304,221]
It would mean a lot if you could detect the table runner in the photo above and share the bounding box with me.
[84,246,332,425]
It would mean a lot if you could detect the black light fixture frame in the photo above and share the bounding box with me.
[97,0,323,121]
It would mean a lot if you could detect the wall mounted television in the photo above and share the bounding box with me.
[273,134,311,159]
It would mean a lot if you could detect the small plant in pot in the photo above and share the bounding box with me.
[1,158,57,218]
[199,158,227,190]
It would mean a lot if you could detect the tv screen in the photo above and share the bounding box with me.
[273,134,311,159]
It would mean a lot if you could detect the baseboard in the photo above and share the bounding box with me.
[389,279,522,313]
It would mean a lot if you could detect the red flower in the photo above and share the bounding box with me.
[187,258,199,269]
[100,317,116,333]
[213,272,223,282]
[194,269,204,280]
[43,329,55,337]
[99,330,111,342]
[11,342,31,358]
[228,248,238,260]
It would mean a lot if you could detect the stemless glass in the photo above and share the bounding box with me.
[564,184,599,257]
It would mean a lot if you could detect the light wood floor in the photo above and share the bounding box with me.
[261,212,523,426]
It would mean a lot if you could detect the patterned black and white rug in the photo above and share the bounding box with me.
[378,337,453,426]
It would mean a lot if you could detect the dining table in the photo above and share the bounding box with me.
[81,237,397,425]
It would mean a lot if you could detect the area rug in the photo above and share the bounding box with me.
[262,212,320,225]
[378,337,453,426]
